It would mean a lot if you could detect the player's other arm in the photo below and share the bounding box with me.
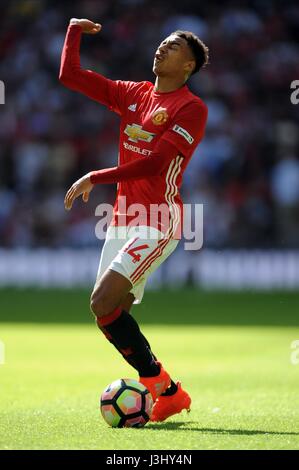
[59,19,116,107]
[64,139,179,210]
[64,101,208,210]
[88,100,208,185]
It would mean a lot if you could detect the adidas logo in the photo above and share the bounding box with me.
[128,103,137,112]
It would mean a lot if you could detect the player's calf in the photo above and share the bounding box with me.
[90,268,168,385]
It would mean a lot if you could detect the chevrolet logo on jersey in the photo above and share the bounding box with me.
[124,124,156,143]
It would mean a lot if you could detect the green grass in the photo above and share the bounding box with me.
[1,287,299,326]
[0,289,299,450]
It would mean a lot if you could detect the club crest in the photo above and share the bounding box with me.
[151,108,169,126]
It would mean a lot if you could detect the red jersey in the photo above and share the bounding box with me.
[60,25,208,235]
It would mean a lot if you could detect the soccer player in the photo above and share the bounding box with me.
[60,18,208,422]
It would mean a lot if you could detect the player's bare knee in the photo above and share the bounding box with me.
[90,292,104,317]
[90,291,111,318]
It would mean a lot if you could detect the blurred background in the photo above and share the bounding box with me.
[0,0,299,289]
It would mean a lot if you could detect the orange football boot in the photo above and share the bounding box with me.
[150,382,191,422]
[139,362,171,402]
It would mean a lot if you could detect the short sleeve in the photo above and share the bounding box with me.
[161,101,208,158]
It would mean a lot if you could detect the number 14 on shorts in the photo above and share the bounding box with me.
[124,237,149,264]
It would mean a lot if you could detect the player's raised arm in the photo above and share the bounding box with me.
[69,18,102,34]
[59,18,121,110]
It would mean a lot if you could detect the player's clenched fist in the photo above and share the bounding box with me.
[69,18,102,34]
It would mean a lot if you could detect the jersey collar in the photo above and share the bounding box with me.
[152,84,188,97]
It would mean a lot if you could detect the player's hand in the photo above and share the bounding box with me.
[69,18,102,34]
[64,173,94,211]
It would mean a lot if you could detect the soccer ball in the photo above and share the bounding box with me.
[100,378,153,428]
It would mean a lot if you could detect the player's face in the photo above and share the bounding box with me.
[153,35,195,79]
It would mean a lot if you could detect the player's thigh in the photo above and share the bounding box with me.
[91,268,133,317]
[96,226,128,283]
[121,293,136,312]
[92,227,137,315]
[94,225,178,307]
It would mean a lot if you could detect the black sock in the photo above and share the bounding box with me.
[161,380,178,396]
[96,315,158,372]
[141,333,157,362]
[96,320,138,370]
[101,310,160,377]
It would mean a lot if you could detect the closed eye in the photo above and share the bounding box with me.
[159,41,180,49]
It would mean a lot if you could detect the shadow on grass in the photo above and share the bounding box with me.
[0,288,299,326]
[146,421,299,436]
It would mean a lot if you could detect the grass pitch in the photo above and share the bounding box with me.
[0,288,299,450]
